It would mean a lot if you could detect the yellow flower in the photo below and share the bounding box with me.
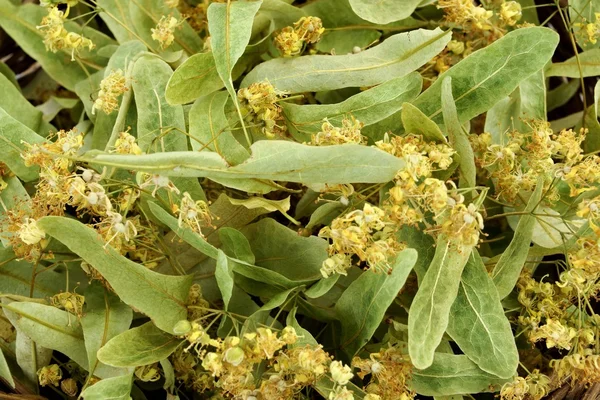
[151,16,180,49]
[18,218,46,245]
[37,364,62,387]
[330,361,353,385]
[114,130,142,155]
[93,69,128,115]
[499,1,522,26]
[37,7,94,60]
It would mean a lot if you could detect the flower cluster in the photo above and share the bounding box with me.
[319,203,402,277]
[500,370,551,400]
[92,69,128,115]
[152,16,181,49]
[238,80,288,138]
[274,16,324,57]
[574,12,600,45]
[172,319,359,399]
[37,6,94,60]
[352,345,415,399]
[311,116,366,146]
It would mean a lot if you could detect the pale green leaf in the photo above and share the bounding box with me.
[132,55,186,153]
[83,140,405,185]
[241,218,328,282]
[98,322,182,367]
[348,0,421,24]
[281,72,422,140]
[0,73,45,133]
[242,28,450,93]
[304,275,340,299]
[548,79,579,113]
[413,27,559,124]
[37,216,193,334]
[447,251,518,379]
[411,353,509,396]
[81,372,133,400]
[0,106,44,182]
[408,237,473,370]
[1,298,53,386]
[208,0,263,97]
[3,302,88,368]
[546,48,600,77]
[0,348,14,389]
[441,77,475,189]
[215,250,234,310]
[306,202,345,230]
[165,52,224,105]
[316,30,381,54]
[189,91,249,164]
[492,179,544,299]
[81,283,133,379]
[401,102,446,142]
[335,249,417,357]
[96,0,136,43]
[219,227,255,264]
[228,196,297,224]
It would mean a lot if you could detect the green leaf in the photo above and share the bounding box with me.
[97,322,182,367]
[348,0,421,24]
[281,72,422,141]
[441,77,475,189]
[401,102,446,142]
[241,218,328,281]
[446,251,518,379]
[0,106,44,182]
[189,90,249,164]
[411,353,509,396]
[335,249,417,357]
[215,250,234,310]
[0,73,45,133]
[408,237,473,370]
[37,216,193,334]
[3,302,88,368]
[208,0,262,142]
[150,203,302,290]
[228,196,298,224]
[1,298,53,387]
[242,28,450,93]
[492,179,544,299]
[149,202,220,259]
[306,202,345,230]
[132,55,187,153]
[413,27,559,124]
[166,53,224,105]
[84,140,405,185]
[95,0,136,43]
[245,288,296,330]
[286,306,318,348]
[81,283,133,379]
[0,348,14,389]
[485,69,546,142]
[304,275,340,299]
[546,49,600,77]
[316,30,381,55]
[217,228,254,265]
[81,372,134,400]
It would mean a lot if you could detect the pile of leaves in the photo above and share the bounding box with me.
[0,0,599,399]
